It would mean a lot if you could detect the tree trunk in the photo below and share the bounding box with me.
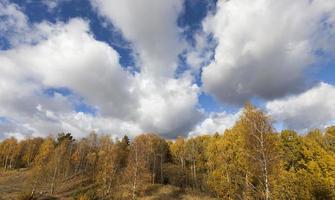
[50,160,59,194]
[9,157,13,169]
[4,155,8,170]
[66,143,73,178]
[260,133,270,200]
[132,145,138,200]
[160,154,163,184]
[193,159,197,189]
[152,154,156,184]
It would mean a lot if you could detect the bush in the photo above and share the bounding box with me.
[17,192,36,200]
[74,189,99,200]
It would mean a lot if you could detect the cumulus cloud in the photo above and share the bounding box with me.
[185,32,215,75]
[30,107,143,139]
[201,0,335,104]
[136,75,202,138]
[2,0,333,140]
[0,18,134,118]
[5,19,138,120]
[0,0,29,47]
[188,110,241,137]
[90,0,185,77]
[266,82,335,132]
[0,3,202,139]
[0,106,142,140]
[4,132,26,141]
[0,0,72,48]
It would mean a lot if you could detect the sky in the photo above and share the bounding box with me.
[0,0,334,140]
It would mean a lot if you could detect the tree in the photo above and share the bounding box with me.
[96,134,129,198]
[324,126,335,153]
[21,138,44,167]
[274,128,335,199]
[169,137,187,187]
[31,137,55,196]
[126,133,169,199]
[121,135,130,146]
[206,130,248,199]
[0,137,19,170]
[50,133,75,194]
[279,130,304,171]
[56,132,74,144]
[185,136,210,191]
[238,103,280,199]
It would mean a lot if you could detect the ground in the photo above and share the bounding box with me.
[139,184,215,200]
[0,169,32,200]
[0,169,217,200]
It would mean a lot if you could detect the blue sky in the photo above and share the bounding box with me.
[0,0,334,139]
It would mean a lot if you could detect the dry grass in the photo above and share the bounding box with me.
[0,170,217,200]
[0,169,32,200]
[139,184,217,200]
[0,169,92,200]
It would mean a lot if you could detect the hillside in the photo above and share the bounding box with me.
[0,169,216,200]
[0,169,31,200]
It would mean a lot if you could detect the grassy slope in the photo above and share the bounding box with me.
[139,184,216,200]
[0,169,32,200]
[0,170,217,200]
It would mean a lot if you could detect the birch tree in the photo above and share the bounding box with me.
[239,103,279,200]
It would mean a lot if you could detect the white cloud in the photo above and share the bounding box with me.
[186,32,215,74]
[136,74,202,138]
[266,82,335,132]
[0,0,72,47]
[90,0,185,77]
[4,132,26,141]
[6,18,138,120]
[1,18,134,118]
[40,0,69,10]
[188,110,241,137]
[0,107,143,139]
[33,107,143,139]
[0,0,29,47]
[4,0,333,140]
[0,5,202,139]
[201,0,335,104]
